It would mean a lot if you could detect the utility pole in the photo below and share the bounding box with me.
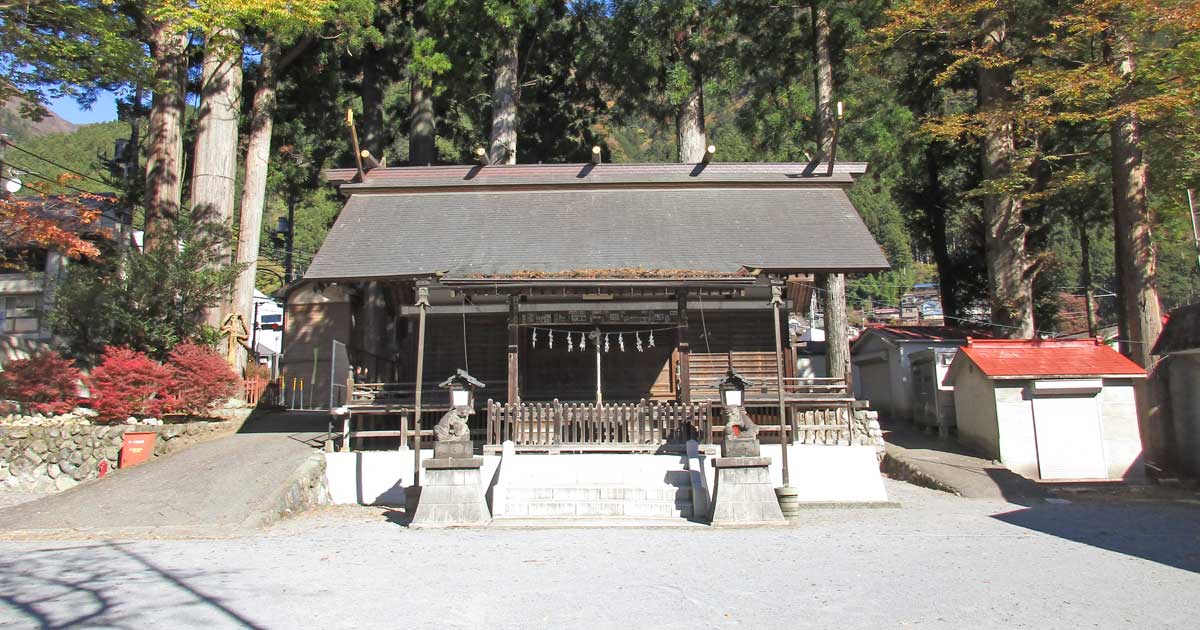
[0,133,10,200]
[1188,189,1199,273]
[1080,221,1097,337]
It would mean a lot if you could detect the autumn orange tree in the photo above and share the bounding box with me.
[870,0,1054,338]
[0,175,106,269]
[1014,0,1200,366]
[871,0,1199,355]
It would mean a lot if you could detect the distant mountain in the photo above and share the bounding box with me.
[0,100,78,139]
[1,100,126,194]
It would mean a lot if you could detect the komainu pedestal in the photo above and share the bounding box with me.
[709,457,786,526]
[410,407,490,527]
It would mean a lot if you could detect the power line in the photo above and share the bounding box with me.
[3,140,114,188]
[4,164,141,231]
[6,139,323,269]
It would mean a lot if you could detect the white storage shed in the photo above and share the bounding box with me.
[946,338,1146,482]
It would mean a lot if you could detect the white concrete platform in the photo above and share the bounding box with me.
[324,450,500,506]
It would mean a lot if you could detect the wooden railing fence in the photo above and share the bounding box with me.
[487,399,709,448]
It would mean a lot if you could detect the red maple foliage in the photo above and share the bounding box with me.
[0,193,105,265]
[166,342,240,414]
[0,351,81,415]
[86,346,174,422]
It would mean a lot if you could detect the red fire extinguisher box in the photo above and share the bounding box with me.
[120,432,157,468]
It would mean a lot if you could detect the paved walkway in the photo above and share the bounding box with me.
[882,422,1050,501]
[1,480,1198,629]
[0,411,330,537]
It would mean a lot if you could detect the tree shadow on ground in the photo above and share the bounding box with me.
[992,500,1200,574]
[0,541,264,628]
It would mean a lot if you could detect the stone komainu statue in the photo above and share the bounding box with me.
[723,405,759,440]
[433,407,471,442]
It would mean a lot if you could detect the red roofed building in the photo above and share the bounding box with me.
[946,338,1145,482]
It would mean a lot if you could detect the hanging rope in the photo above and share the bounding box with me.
[460,293,469,371]
[697,291,713,354]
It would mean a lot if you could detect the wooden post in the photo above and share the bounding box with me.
[412,286,429,486]
[677,291,691,404]
[593,328,602,405]
[772,284,791,486]
[507,295,520,404]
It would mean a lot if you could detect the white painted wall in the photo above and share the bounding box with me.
[324,449,501,506]
[951,363,1002,460]
[1098,380,1144,480]
[994,384,1041,479]
[760,444,888,503]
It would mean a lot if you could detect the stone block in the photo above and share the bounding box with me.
[411,460,490,527]
[54,476,78,492]
[433,441,473,460]
[30,439,49,454]
[722,436,761,458]
[709,456,786,526]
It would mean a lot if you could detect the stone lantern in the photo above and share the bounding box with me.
[440,368,484,412]
[412,369,491,527]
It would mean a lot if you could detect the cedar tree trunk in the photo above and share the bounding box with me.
[1110,33,1162,368]
[361,56,386,158]
[489,31,519,165]
[231,38,280,371]
[410,79,435,165]
[143,18,188,251]
[192,27,244,328]
[812,3,835,153]
[978,20,1034,338]
[676,70,706,163]
[821,273,850,380]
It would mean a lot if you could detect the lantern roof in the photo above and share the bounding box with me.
[718,368,756,389]
[438,368,486,390]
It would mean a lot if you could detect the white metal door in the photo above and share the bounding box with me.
[1032,394,1107,480]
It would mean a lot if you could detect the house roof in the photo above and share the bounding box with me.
[951,338,1146,380]
[1,194,127,245]
[1152,303,1200,355]
[853,324,992,347]
[323,161,869,191]
[304,164,889,281]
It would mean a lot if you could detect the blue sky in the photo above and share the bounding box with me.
[49,92,119,124]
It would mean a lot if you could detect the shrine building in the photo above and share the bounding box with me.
[280,159,892,517]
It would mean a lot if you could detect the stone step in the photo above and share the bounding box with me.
[499,485,690,503]
[499,499,693,519]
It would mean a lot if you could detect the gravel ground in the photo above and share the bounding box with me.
[1,479,1198,630]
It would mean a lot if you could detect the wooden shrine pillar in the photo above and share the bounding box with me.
[507,295,520,404]
[819,273,851,387]
[677,291,691,403]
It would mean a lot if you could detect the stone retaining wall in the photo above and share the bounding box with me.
[0,421,238,492]
[793,408,885,459]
